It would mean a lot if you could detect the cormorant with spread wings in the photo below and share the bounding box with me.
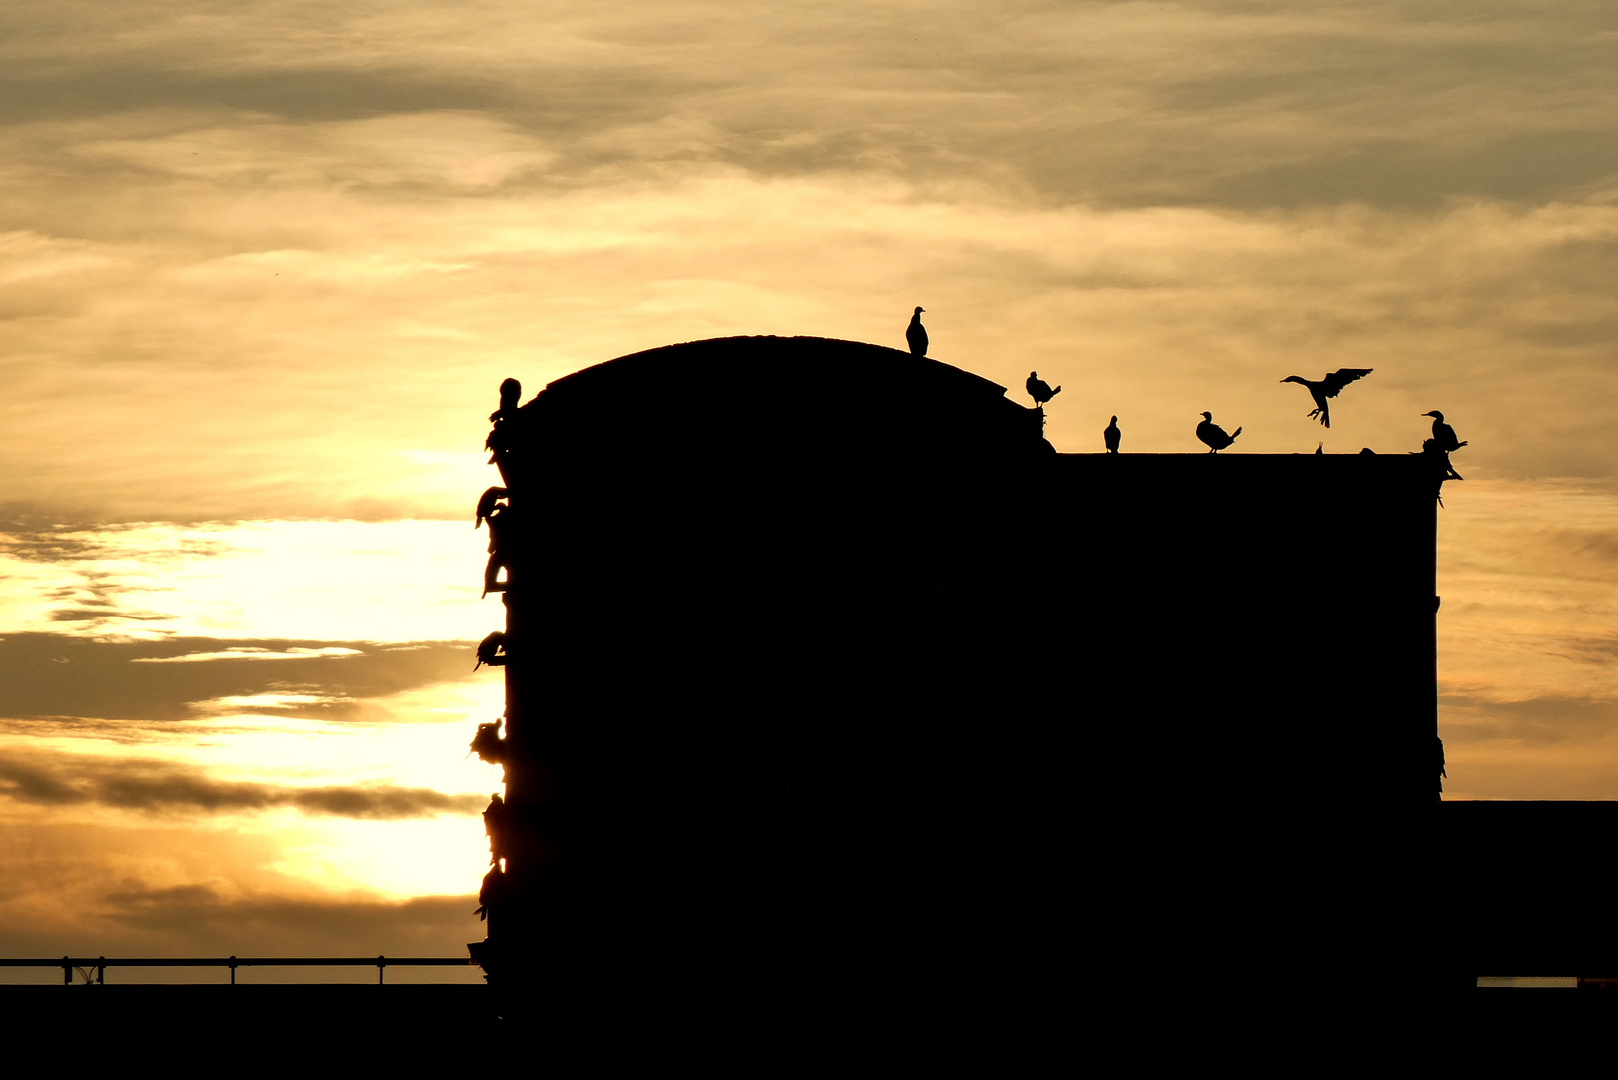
[1280,368,1373,428]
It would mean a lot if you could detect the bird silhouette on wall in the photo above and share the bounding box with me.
[1280,368,1373,428]
[475,486,509,529]
[1026,372,1061,405]
[491,378,521,422]
[1103,416,1121,453]
[474,631,509,670]
[1196,412,1242,453]
[906,307,928,357]
[1423,411,1467,452]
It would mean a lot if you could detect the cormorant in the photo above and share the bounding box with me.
[1280,368,1372,428]
[475,486,508,529]
[1196,412,1241,453]
[473,631,508,670]
[1026,372,1061,405]
[1423,411,1467,452]
[470,720,506,764]
[1103,416,1121,453]
[906,306,928,357]
[490,378,522,422]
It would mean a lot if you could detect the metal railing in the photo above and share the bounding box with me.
[0,956,473,985]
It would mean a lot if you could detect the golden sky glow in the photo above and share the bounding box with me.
[3,0,1618,967]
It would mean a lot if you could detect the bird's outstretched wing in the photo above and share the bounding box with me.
[1319,368,1373,397]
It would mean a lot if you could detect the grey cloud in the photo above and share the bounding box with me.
[0,751,483,818]
[0,633,476,724]
[0,66,501,126]
[2,2,1615,209]
[0,883,479,962]
[1549,530,1618,567]
[1442,693,1618,745]
[95,891,480,964]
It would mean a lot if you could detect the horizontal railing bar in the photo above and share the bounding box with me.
[0,957,469,968]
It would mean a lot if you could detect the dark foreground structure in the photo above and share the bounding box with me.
[469,335,1457,1029]
[10,336,1617,1045]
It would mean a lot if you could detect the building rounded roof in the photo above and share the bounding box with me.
[507,336,1044,476]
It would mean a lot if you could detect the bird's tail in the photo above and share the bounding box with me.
[1052,386,1062,397]
[1231,426,1243,441]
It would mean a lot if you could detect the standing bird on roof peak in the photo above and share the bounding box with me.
[1103,416,1121,453]
[1026,372,1061,406]
[1196,412,1242,453]
[905,306,928,357]
[1423,411,1467,452]
[1280,368,1372,428]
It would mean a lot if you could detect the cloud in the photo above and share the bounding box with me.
[1442,693,1618,746]
[0,749,484,818]
[0,634,477,723]
[0,522,493,641]
[134,646,364,662]
[0,847,482,961]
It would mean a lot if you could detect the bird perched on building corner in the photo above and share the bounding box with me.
[1026,372,1061,405]
[473,631,508,670]
[475,486,509,529]
[1196,412,1242,453]
[1280,368,1372,428]
[1423,411,1467,452]
[906,306,928,357]
[1103,416,1120,453]
[490,378,522,423]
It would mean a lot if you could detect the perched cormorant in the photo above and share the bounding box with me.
[475,486,508,529]
[490,378,522,422]
[1423,411,1467,452]
[1026,372,1061,405]
[905,306,928,357]
[469,720,506,764]
[474,631,508,670]
[1196,412,1241,453]
[1103,416,1121,453]
[1280,368,1372,428]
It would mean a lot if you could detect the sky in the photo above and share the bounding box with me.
[3,0,1618,972]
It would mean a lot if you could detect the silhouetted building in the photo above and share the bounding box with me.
[470,335,1446,1028]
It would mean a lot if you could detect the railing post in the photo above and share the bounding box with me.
[377,955,386,985]
[228,956,238,985]
[96,957,105,985]
[61,956,70,985]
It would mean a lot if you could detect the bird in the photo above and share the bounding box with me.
[1026,372,1061,405]
[906,306,928,357]
[474,486,509,529]
[1196,412,1242,453]
[473,631,508,670]
[489,378,522,422]
[1103,416,1121,453]
[1423,411,1467,452]
[1279,368,1372,428]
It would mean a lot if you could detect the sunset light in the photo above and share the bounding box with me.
[3,0,1617,986]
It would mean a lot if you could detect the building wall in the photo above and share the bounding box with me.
[468,339,1446,1017]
